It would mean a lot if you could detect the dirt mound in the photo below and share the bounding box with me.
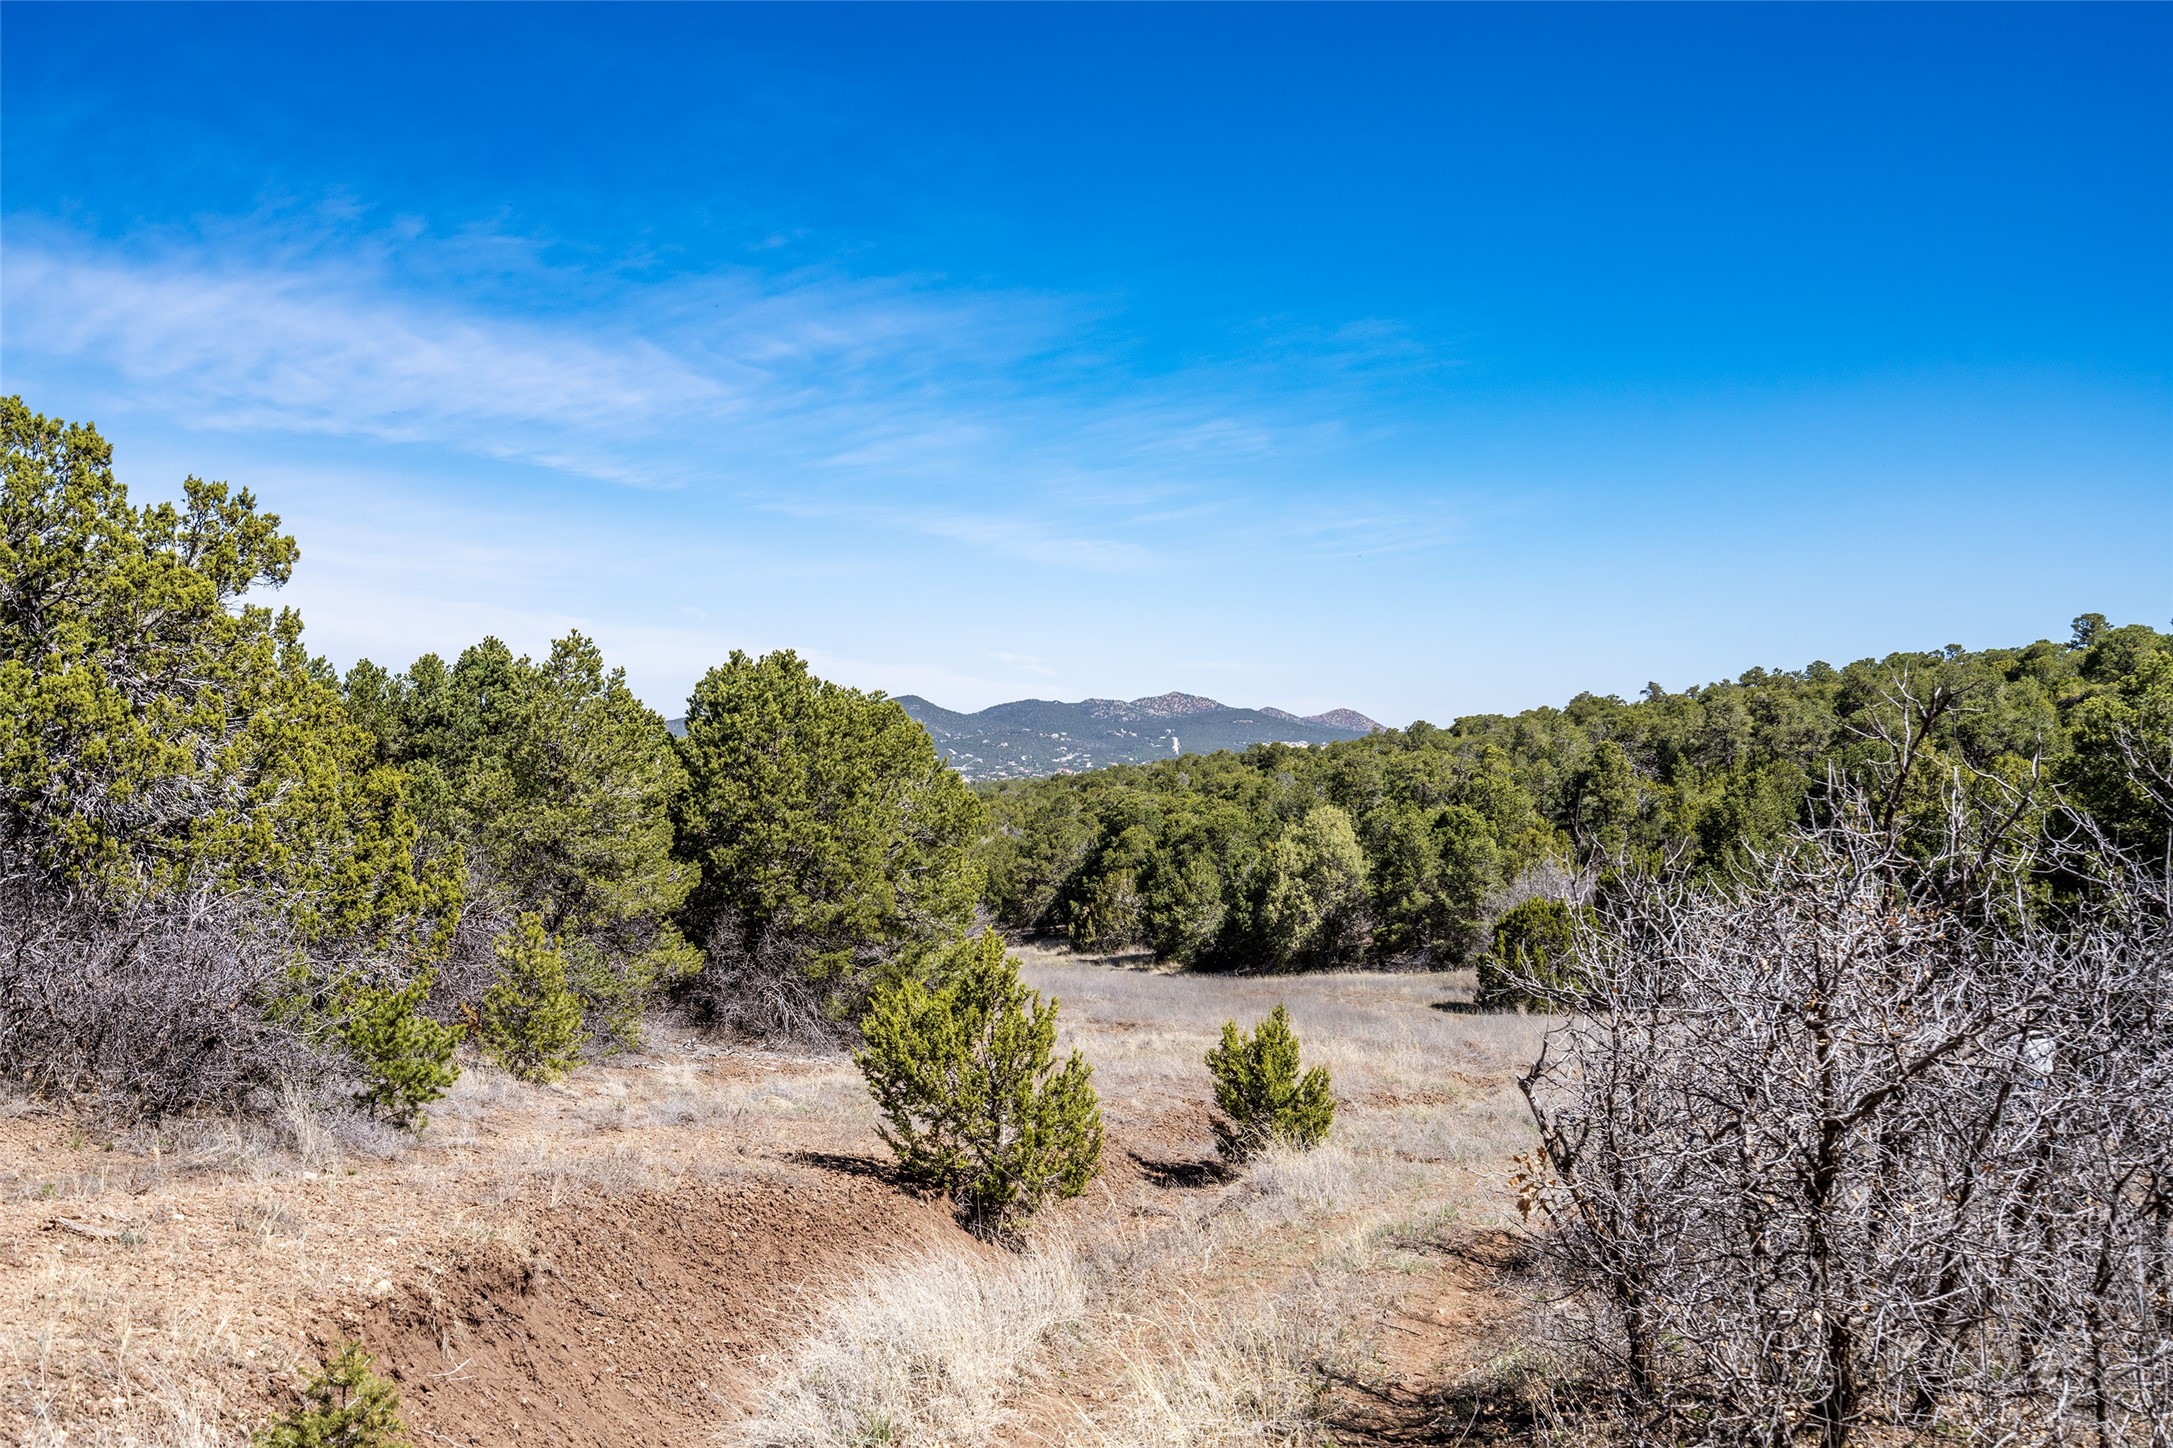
[315,1166,965,1446]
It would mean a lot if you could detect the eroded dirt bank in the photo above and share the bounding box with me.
[326,1172,967,1446]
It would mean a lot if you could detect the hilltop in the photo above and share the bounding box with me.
[891,690,1384,779]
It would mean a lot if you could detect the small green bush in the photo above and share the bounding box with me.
[856,929,1103,1236]
[1206,1004,1334,1164]
[478,914,586,1082]
[254,1341,410,1448]
[338,975,460,1129]
[1477,897,1587,1009]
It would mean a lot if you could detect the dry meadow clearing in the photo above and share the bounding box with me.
[1,946,1558,1447]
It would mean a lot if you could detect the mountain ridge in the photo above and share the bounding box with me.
[891,692,1384,780]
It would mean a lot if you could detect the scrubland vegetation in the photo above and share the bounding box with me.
[4,394,2168,1445]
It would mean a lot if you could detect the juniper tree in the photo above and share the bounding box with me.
[1476,896,1586,1008]
[1205,1004,1334,1163]
[0,396,461,1120]
[856,930,1102,1236]
[1258,805,1369,969]
[676,650,983,1037]
[344,633,700,1047]
[476,914,585,1083]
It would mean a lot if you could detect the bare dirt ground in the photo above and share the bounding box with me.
[0,947,1553,1446]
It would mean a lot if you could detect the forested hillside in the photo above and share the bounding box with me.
[978,620,2172,969]
[895,691,1380,779]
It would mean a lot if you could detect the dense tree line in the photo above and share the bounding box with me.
[0,399,981,1121]
[978,617,2172,971]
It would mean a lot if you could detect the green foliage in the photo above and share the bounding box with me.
[1066,822,1153,953]
[1140,847,1226,963]
[254,1341,411,1448]
[1204,1004,1334,1164]
[677,650,984,1032]
[345,631,698,1048]
[2065,648,2173,857]
[477,914,586,1083]
[0,396,457,938]
[980,780,1095,929]
[1477,897,1587,1009]
[855,930,1103,1234]
[2,397,461,1117]
[977,615,2173,972]
[1259,805,1370,970]
[1366,802,1502,963]
[336,974,460,1128]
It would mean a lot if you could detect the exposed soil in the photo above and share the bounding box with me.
[327,1169,968,1446]
[1324,1229,1538,1446]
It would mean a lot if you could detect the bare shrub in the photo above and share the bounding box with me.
[0,877,463,1127]
[737,1239,1084,1447]
[0,886,330,1115]
[1488,855,1595,917]
[679,916,850,1045]
[1517,769,2173,1446]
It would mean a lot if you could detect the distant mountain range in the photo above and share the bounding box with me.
[892,691,1385,780]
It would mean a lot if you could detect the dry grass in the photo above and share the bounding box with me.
[735,1240,1086,1447]
[2,948,1558,1446]
[0,1029,880,1444]
[1088,1288,1351,1448]
[726,949,1557,1446]
[18,1390,226,1448]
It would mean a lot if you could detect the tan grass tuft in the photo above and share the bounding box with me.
[1089,1288,1349,1447]
[736,1240,1085,1448]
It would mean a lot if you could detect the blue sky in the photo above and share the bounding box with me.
[4,3,2168,724]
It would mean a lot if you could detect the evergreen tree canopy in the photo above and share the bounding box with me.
[855,929,1102,1234]
[1,397,459,1121]
[977,616,2172,973]
[1205,1004,1334,1163]
[343,632,698,1044]
[0,395,452,939]
[675,649,984,1033]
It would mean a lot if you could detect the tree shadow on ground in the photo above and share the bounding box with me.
[782,1149,900,1184]
[1327,1369,1565,1446]
[1428,998,1510,1015]
[1126,1150,1227,1189]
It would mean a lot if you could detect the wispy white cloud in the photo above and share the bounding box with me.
[991,651,1061,678]
[765,499,1157,573]
[4,244,724,450]
[1,214,1467,573]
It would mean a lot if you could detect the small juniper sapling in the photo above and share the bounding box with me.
[856,929,1103,1236]
[1205,1004,1334,1163]
[477,913,586,1083]
[253,1341,411,1448]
